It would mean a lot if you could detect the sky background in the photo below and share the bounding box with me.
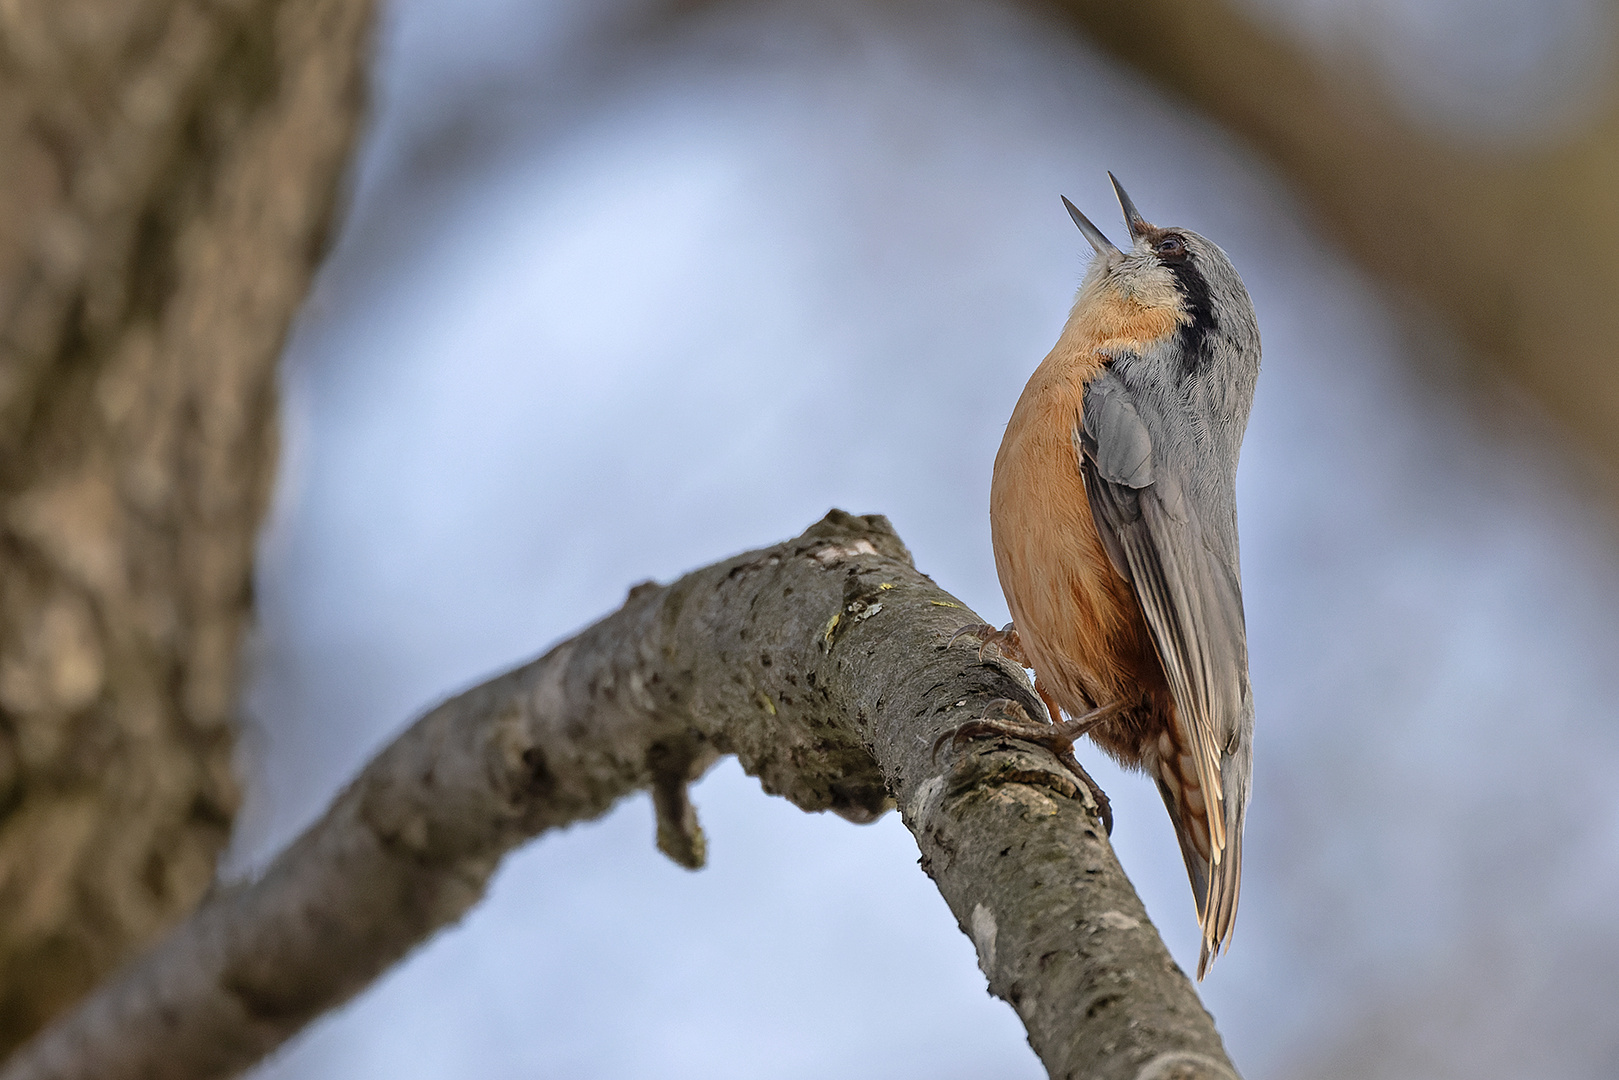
[230,1,1619,1076]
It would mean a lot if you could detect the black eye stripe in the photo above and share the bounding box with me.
[1165,254,1217,375]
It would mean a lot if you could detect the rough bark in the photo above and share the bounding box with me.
[1040,0,1619,468]
[0,0,375,1053]
[0,511,1239,1080]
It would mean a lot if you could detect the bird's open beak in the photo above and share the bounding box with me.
[1108,173,1151,243]
[1061,196,1121,257]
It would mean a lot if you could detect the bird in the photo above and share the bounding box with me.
[944,175,1260,979]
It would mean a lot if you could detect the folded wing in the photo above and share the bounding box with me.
[1076,368,1250,976]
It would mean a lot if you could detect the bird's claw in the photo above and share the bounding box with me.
[1054,747,1114,835]
[932,697,1119,835]
[931,698,1041,760]
[946,621,996,657]
[946,622,1029,667]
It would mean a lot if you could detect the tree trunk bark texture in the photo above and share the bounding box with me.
[0,0,374,1053]
[2,511,1239,1080]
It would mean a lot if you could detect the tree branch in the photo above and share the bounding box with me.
[0,511,1238,1080]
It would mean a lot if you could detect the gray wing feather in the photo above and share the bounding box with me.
[1081,376,1155,488]
[1078,367,1251,971]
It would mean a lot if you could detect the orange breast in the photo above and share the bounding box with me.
[990,293,1178,764]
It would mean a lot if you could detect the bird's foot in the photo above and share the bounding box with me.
[947,621,1030,668]
[935,697,1048,749]
[933,698,1125,834]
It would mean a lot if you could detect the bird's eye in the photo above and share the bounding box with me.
[1156,236,1184,256]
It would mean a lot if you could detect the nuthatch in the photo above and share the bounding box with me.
[947,175,1259,979]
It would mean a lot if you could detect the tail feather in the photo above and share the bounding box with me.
[1153,771,1209,913]
[1153,757,1243,980]
[1197,810,1242,979]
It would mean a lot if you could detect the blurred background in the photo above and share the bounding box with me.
[3,0,1619,1077]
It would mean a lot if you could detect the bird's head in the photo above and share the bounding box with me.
[1059,175,1258,380]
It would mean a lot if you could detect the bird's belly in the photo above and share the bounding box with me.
[989,407,1168,762]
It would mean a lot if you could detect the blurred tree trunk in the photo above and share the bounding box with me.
[0,0,373,1054]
